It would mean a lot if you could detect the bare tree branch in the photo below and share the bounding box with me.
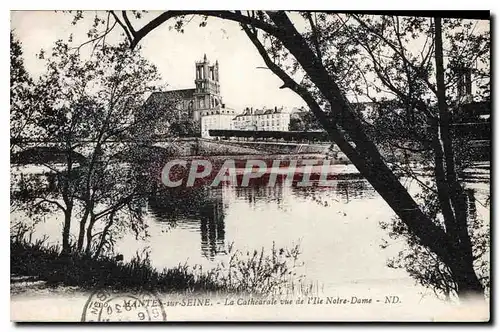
[352,14,438,96]
[307,12,323,62]
[110,11,133,44]
[121,11,136,35]
[128,10,283,49]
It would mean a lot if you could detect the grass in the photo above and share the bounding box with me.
[11,238,222,293]
[11,237,320,296]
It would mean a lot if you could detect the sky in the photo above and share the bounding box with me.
[10,11,307,112]
[11,11,490,111]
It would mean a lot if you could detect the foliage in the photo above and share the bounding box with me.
[201,241,312,296]
[10,32,37,151]
[11,236,220,292]
[380,184,490,300]
[168,118,200,137]
[288,110,322,132]
[288,117,303,131]
[10,37,177,256]
[11,236,313,296]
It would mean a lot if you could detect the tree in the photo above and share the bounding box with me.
[328,14,490,299]
[72,11,489,299]
[288,109,322,132]
[288,117,304,131]
[168,118,200,137]
[10,31,37,152]
[11,39,177,256]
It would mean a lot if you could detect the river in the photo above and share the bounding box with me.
[10,160,490,305]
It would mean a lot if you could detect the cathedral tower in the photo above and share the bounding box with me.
[193,54,222,121]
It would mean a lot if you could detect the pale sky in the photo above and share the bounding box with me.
[11,11,489,111]
[10,11,307,111]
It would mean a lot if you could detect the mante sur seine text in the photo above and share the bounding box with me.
[160,296,393,307]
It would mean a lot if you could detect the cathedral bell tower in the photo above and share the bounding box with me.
[193,54,222,121]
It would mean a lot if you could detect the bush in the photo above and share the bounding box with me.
[11,237,317,296]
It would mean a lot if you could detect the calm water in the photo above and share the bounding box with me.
[11,162,490,301]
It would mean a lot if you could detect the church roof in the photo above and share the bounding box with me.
[145,89,195,107]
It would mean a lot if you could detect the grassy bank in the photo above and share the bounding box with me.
[11,238,222,293]
[11,238,317,296]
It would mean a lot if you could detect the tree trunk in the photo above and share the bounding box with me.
[94,211,116,259]
[61,206,72,255]
[77,206,91,251]
[434,16,483,298]
[450,254,485,299]
[61,140,74,255]
[264,12,455,264]
[260,12,486,300]
[85,214,97,255]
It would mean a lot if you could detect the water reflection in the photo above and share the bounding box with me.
[200,198,225,259]
[234,185,285,207]
[148,179,375,260]
[148,187,227,259]
[291,180,376,203]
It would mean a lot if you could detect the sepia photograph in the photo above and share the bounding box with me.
[9,9,491,322]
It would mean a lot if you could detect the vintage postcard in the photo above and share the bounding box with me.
[10,10,491,322]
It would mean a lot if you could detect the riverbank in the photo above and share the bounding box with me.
[11,237,313,296]
[11,238,224,294]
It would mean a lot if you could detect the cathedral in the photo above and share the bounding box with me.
[145,54,233,125]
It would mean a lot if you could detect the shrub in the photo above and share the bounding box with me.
[11,237,318,296]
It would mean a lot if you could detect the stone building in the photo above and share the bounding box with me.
[144,54,234,136]
[201,109,236,138]
[233,106,291,131]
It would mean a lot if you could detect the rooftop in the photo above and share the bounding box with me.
[234,107,287,118]
[147,89,196,103]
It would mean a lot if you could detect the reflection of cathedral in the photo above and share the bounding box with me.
[148,187,227,259]
[200,192,226,259]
